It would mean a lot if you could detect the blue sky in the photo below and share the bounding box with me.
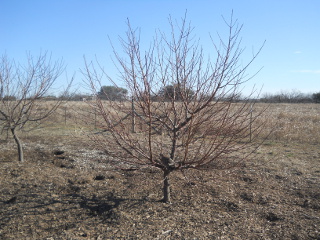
[1,0,319,96]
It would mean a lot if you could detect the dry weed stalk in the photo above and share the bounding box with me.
[83,13,266,202]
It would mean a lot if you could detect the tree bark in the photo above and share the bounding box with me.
[10,127,24,162]
[162,170,171,203]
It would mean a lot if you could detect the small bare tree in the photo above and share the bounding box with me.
[0,53,71,162]
[83,14,266,203]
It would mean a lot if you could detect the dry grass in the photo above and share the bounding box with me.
[254,103,320,143]
[32,101,320,144]
[0,102,319,239]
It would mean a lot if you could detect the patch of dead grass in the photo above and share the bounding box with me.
[1,132,319,239]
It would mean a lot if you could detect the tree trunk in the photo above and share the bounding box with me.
[162,170,171,203]
[10,127,24,162]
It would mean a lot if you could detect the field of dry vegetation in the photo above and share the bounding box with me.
[0,102,319,239]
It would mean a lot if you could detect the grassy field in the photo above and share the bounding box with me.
[0,102,319,239]
[22,101,320,143]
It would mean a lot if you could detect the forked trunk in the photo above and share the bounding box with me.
[162,170,171,203]
[10,128,24,162]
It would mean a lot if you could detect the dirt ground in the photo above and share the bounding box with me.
[0,131,319,239]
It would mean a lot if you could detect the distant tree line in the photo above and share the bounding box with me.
[259,90,320,103]
[4,87,319,104]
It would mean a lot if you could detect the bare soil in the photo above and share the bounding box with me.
[0,132,319,239]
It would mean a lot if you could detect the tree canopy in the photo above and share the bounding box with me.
[98,86,128,101]
[157,84,195,101]
[312,92,320,103]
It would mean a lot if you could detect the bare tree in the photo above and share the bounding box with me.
[83,13,266,203]
[0,53,71,162]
